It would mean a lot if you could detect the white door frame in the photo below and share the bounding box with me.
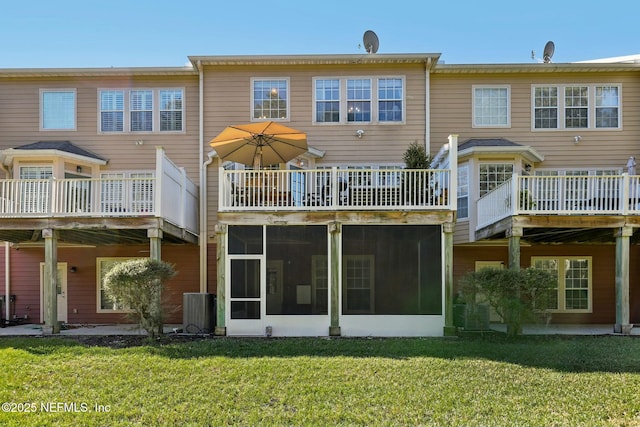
[226,255,265,336]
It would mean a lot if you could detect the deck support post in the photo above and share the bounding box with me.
[214,223,227,336]
[329,221,341,336]
[614,226,633,334]
[443,222,456,336]
[42,229,59,335]
[148,228,162,261]
[507,227,523,270]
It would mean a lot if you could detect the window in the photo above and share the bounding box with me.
[130,90,153,132]
[160,89,183,131]
[100,91,124,132]
[533,87,558,129]
[97,257,142,312]
[343,255,375,313]
[347,79,371,122]
[457,163,469,219]
[473,86,510,127]
[313,77,404,124]
[378,78,403,122]
[315,79,340,123]
[252,79,288,120]
[532,85,620,130]
[41,89,76,130]
[532,257,592,312]
[595,86,619,128]
[564,86,588,128]
[479,163,513,197]
[98,88,184,133]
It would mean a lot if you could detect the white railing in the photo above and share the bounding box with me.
[219,167,452,211]
[476,178,515,229]
[477,173,640,230]
[0,147,198,233]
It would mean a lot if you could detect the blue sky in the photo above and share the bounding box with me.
[0,0,638,68]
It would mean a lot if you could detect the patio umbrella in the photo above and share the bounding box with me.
[209,121,308,168]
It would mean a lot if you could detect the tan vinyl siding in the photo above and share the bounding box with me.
[0,75,200,180]
[453,220,470,245]
[431,71,640,170]
[203,63,428,233]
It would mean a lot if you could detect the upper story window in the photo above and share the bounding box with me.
[315,79,340,123]
[532,84,620,130]
[252,78,288,120]
[160,89,183,131]
[130,90,153,132]
[378,78,403,122]
[99,88,184,133]
[473,86,510,127]
[41,89,76,130]
[314,77,404,124]
[347,79,371,122]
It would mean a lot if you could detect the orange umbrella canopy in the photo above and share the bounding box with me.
[209,121,308,167]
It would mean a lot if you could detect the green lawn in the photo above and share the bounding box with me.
[1,335,639,426]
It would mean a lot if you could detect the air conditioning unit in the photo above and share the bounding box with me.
[183,293,215,334]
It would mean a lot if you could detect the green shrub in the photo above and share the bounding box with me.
[459,267,556,337]
[103,258,176,338]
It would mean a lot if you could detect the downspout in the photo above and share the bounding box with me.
[197,60,207,294]
[200,150,216,293]
[4,241,9,322]
[425,57,432,155]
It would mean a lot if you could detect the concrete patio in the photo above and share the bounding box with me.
[0,322,637,336]
[0,323,185,336]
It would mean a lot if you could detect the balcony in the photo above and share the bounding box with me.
[0,147,198,236]
[477,173,640,230]
[219,167,453,212]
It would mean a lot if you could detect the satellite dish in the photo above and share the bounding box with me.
[363,30,379,54]
[543,41,555,63]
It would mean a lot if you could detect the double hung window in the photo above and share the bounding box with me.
[532,257,592,312]
[99,88,184,133]
[314,77,404,124]
[533,85,620,129]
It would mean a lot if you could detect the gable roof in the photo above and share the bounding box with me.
[457,138,544,163]
[458,138,521,151]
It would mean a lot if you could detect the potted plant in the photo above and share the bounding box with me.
[402,141,432,204]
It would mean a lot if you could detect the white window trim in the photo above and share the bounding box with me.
[40,89,77,131]
[472,85,511,128]
[342,254,375,314]
[531,84,622,131]
[97,88,185,134]
[250,77,290,122]
[96,257,146,313]
[457,162,470,220]
[478,162,514,197]
[312,76,406,125]
[531,256,592,313]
